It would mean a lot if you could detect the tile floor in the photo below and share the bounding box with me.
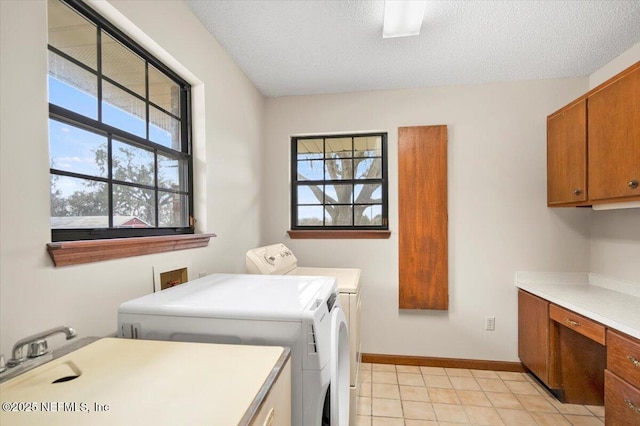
[356,363,605,426]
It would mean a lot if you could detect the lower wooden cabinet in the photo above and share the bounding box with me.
[606,329,640,425]
[518,290,640,415]
[605,370,640,426]
[518,290,550,384]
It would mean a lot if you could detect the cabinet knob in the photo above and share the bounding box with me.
[629,180,639,189]
[573,189,582,196]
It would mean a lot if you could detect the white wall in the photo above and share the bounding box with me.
[588,42,640,283]
[263,79,592,361]
[0,0,264,356]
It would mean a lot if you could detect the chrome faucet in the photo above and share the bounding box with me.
[7,326,76,367]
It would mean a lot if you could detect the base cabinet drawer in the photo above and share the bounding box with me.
[549,303,606,344]
[607,330,640,390]
[605,370,640,426]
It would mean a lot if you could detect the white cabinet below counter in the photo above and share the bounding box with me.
[0,338,291,426]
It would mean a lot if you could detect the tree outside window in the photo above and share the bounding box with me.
[291,133,388,230]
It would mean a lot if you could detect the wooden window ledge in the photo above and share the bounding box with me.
[47,233,216,267]
[287,230,391,239]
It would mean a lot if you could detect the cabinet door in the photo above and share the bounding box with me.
[547,100,587,205]
[518,290,550,383]
[605,370,640,426]
[588,65,640,201]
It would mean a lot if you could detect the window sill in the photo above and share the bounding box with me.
[287,230,391,239]
[47,233,216,267]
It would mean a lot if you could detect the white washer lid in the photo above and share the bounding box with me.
[118,273,336,320]
[290,267,361,294]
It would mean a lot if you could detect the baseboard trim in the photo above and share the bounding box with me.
[362,353,525,372]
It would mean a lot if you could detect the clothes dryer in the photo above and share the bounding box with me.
[118,273,349,426]
[246,244,361,426]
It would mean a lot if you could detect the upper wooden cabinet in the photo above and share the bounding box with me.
[588,65,640,201]
[547,61,640,207]
[547,99,587,205]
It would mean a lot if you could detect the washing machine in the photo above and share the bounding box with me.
[117,273,350,426]
[246,244,361,426]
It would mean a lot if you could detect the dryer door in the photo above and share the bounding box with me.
[330,306,350,426]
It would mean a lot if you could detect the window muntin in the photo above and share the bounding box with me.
[291,133,388,230]
[47,0,192,241]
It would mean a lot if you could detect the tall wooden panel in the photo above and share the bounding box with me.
[398,125,448,310]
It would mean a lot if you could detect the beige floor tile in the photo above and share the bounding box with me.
[396,364,421,373]
[529,412,572,426]
[529,379,554,396]
[471,369,500,379]
[456,390,492,407]
[464,405,504,425]
[496,408,538,425]
[420,366,447,376]
[356,415,372,426]
[402,401,436,420]
[517,394,558,413]
[372,383,401,399]
[358,365,607,425]
[372,398,403,418]
[563,414,605,426]
[485,391,524,410]
[505,380,541,395]
[496,371,528,382]
[361,362,372,370]
[398,372,425,386]
[432,403,470,423]
[360,381,372,397]
[445,367,473,377]
[372,363,397,372]
[476,378,510,393]
[358,396,372,416]
[585,405,605,417]
[400,385,430,402]
[373,371,399,384]
[450,376,481,391]
[428,388,461,404]
[423,374,453,388]
[405,420,438,426]
[548,398,593,416]
[372,417,405,426]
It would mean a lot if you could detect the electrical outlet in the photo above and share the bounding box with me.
[485,316,496,331]
[198,271,207,278]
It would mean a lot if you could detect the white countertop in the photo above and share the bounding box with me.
[516,272,640,340]
[0,338,290,426]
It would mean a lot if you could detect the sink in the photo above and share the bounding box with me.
[0,337,97,384]
[0,338,289,426]
[3,361,81,389]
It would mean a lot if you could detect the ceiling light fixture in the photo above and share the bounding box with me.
[383,0,428,38]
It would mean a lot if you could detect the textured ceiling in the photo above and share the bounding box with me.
[185,0,640,97]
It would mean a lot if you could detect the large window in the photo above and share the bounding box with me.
[291,133,388,230]
[47,0,192,241]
